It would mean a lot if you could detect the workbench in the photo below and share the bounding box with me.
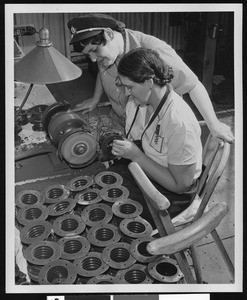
[14,72,170,286]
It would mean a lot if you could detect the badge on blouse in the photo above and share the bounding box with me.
[150,124,164,153]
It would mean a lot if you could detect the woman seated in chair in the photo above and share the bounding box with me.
[111,48,202,218]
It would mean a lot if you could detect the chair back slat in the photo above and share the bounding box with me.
[193,140,231,221]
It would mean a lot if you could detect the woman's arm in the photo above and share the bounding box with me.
[74,72,103,111]
[112,139,196,193]
[189,81,234,143]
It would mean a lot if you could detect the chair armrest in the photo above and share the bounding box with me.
[128,161,170,211]
[147,202,229,255]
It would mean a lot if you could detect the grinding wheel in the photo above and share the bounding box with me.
[59,131,97,166]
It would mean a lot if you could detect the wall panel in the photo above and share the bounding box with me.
[14,12,184,59]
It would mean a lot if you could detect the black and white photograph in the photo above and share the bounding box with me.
[5,3,243,295]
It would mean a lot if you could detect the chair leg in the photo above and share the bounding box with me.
[211,229,235,281]
[190,244,203,283]
[144,198,196,283]
[158,210,196,283]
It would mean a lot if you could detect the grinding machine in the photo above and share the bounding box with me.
[42,101,98,168]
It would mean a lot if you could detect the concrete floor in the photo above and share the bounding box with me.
[13,76,237,285]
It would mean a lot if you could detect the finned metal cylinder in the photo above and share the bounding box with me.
[73,252,109,277]
[16,203,49,225]
[99,184,129,203]
[94,171,123,187]
[86,223,121,248]
[48,198,76,217]
[52,214,86,237]
[80,203,113,227]
[58,235,90,261]
[87,275,117,284]
[101,242,136,270]
[23,240,62,265]
[119,216,153,239]
[42,184,70,204]
[112,198,143,219]
[15,190,45,208]
[147,257,184,283]
[116,264,153,284]
[130,237,157,264]
[20,220,52,245]
[38,259,77,285]
[27,263,43,282]
[66,175,94,192]
[75,188,101,206]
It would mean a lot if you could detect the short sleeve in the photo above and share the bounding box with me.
[167,123,200,165]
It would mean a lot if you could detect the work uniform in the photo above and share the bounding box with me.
[126,90,202,181]
[99,28,199,131]
[123,87,202,218]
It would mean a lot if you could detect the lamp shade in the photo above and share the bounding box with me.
[14,28,82,84]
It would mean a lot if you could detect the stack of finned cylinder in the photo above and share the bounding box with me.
[15,171,184,285]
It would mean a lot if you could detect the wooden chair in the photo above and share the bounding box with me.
[128,132,234,283]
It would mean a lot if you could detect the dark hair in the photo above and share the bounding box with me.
[73,30,107,52]
[118,48,174,86]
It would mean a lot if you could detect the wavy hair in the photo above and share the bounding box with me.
[118,48,174,86]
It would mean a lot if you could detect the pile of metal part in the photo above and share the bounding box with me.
[15,171,184,285]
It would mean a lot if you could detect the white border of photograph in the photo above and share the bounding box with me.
[5,3,243,294]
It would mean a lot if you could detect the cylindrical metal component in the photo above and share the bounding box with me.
[58,235,90,261]
[87,275,117,284]
[52,214,86,237]
[80,203,113,227]
[42,184,70,204]
[66,175,94,192]
[47,198,76,217]
[94,171,123,187]
[112,198,143,219]
[16,203,49,225]
[119,216,153,239]
[87,223,121,248]
[98,130,124,161]
[23,240,62,265]
[27,263,43,282]
[147,257,184,283]
[116,264,154,284]
[38,259,77,285]
[101,242,136,270]
[20,220,52,245]
[73,252,109,277]
[130,237,158,264]
[15,190,45,208]
[75,188,101,206]
[99,185,129,203]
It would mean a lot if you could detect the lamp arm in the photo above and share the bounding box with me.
[15,83,34,119]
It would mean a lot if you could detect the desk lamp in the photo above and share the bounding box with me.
[14,25,82,119]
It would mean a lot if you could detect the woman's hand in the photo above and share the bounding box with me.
[111,139,142,161]
[209,120,234,145]
[72,97,99,113]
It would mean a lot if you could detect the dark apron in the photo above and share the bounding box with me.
[108,159,198,228]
